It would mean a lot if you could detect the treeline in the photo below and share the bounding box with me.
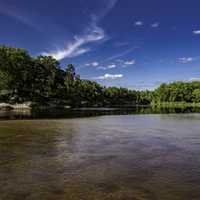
[0,45,148,107]
[0,45,200,107]
[153,81,200,104]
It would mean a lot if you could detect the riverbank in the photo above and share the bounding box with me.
[0,102,32,110]
[1,101,200,112]
[152,102,200,108]
[0,102,71,111]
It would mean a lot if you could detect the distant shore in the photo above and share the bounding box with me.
[0,102,146,111]
[1,101,200,112]
[152,102,200,108]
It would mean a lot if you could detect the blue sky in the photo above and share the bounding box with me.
[1,0,200,90]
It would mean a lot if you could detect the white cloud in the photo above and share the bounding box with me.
[94,73,123,80]
[151,22,160,28]
[124,60,135,65]
[178,57,194,64]
[85,62,99,67]
[107,64,117,69]
[134,21,143,26]
[43,24,105,60]
[42,0,118,61]
[92,62,99,67]
[193,30,200,35]
[97,59,136,71]
[97,59,135,71]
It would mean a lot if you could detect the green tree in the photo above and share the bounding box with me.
[192,89,200,103]
[0,45,33,102]
[31,56,63,101]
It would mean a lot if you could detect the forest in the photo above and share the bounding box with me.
[0,45,200,108]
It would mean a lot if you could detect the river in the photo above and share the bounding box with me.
[0,110,200,199]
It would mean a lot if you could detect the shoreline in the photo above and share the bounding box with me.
[152,102,200,108]
[1,102,200,112]
[0,103,32,111]
[0,102,70,111]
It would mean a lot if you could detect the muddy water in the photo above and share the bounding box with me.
[0,114,200,200]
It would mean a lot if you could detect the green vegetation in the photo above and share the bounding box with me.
[0,45,144,107]
[152,81,200,107]
[0,45,200,108]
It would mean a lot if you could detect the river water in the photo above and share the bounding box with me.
[0,111,200,199]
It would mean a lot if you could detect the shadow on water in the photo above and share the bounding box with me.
[0,106,200,120]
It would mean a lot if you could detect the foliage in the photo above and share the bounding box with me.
[153,81,200,104]
[0,45,200,107]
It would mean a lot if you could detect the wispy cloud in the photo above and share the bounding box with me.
[178,57,194,64]
[43,23,105,60]
[124,60,135,65]
[96,58,136,71]
[134,21,143,26]
[115,59,136,67]
[151,22,160,28]
[0,5,40,31]
[94,73,123,80]
[134,21,160,28]
[107,64,117,69]
[43,0,118,60]
[114,41,130,47]
[95,0,118,20]
[105,47,138,61]
[85,62,99,67]
[193,30,200,35]
[95,64,116,71]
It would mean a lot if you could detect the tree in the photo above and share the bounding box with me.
[0,45,32,102]
[2,45,200,108]
[31,56,63,101]
[192,89,200,103]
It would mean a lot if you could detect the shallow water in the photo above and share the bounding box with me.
[0,114,200,200]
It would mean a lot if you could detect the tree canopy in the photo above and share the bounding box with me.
[0,45,200,107]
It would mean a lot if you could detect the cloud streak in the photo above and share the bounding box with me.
[124,60,135,65]
[43,24,105,60]
[85,62,99,67]
[107,64,117,69]
[43,0,118,60]
[178,57,194,64]
[193,30,200,35]
[105,47,138,61]
[95,58,136,71]
[151,22,160,28]
[134,21,143,26]
[0,4,40,31]
[94,73,123,80]
[94,0,118,21]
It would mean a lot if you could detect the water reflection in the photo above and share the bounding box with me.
[0,106,200,120]
[0,114,200,199]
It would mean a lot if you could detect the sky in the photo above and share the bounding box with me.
[1,0,200,90]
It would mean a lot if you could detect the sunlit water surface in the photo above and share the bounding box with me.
[0,114,200,200]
